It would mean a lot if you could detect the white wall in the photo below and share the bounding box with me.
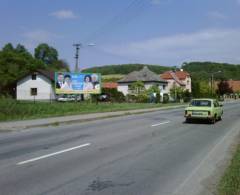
[164,80,180,95]
[17,74,55,100]
[181,76,192,92]
[117,84,129,96]
[117,82,168,96]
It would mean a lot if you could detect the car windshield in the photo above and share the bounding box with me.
[190,100,211,107]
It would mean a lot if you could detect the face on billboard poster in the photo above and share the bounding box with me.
[55,72,101,94]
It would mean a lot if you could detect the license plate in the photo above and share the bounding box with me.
[192,112,203,115]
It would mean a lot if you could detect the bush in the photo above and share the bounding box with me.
[136,94,148,103]
[163,93,169,104]
[183,90,192,102]
[101,88,125,102]
[126,94,137,103]
[156,93,161,103]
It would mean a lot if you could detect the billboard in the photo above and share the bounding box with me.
[55,72,101,94]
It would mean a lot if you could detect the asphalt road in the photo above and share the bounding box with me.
[0,102,240,195]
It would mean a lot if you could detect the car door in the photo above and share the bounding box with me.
[213,101,221,117]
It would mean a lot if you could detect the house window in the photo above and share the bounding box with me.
[32,74,37,80]
[163,85,166,90]
[30,88,37,96]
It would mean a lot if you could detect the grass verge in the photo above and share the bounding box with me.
[218,142,240,195]
[0,98,185,122]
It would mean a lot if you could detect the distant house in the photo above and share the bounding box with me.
[103,82,118,89]
[16,70,55,101]
[160,70,191,93]
[225,80,240,93]
[117,66,168,96]
[215,80,240,94]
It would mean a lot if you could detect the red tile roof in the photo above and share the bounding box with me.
[227,80,240,92]
[215,80,240,92]
[160,71,190,80]
[103,82,118,89]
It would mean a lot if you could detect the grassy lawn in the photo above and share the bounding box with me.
[0,98,184,122]
[218,142,240,195]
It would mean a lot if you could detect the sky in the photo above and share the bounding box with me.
[1,0,240,70]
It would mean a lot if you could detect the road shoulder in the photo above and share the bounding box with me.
[0,104,186,131]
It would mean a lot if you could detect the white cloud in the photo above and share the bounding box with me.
[208,11,227,20]
[50,10,77,19]
[22,30,61,49]
[104,28,240,65]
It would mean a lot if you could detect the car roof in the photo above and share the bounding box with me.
[191,98,215,101]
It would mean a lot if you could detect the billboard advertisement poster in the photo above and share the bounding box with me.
[55,72,101,94]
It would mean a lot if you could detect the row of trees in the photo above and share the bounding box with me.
[191,79,234,98]
[0,43,69,95]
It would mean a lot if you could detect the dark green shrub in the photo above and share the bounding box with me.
[136,94,148,103]
[101,88,125,102]
[126,94,137,103]
[163,93,169,104]
[183,90,192,102]
[156,93,161,103]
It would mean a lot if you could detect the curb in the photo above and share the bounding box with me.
[0,104,187,131]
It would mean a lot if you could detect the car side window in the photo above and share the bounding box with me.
[214,101,219,107]
[213,102,216,107]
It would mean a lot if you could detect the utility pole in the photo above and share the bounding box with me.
[211,71,222,96]
[73,43,81,72]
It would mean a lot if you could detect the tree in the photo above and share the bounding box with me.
[2,43,14,52]
[183,89,191,102]
[199,81,211,97]
[146,85,160,94]
[0,43,45,95]
[217,80,233,95]
[53,59,70,71]
[15,44,30,55]
[34,43,58,65]
[191,79,200,98]
[170,86,184,101]
[129,81,145,95]
[147,85,161,103]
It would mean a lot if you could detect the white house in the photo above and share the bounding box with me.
[117,66,168,96]
[16,70,55,101]
[160,70,192,93]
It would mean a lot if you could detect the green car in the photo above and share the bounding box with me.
[185,98,223,124]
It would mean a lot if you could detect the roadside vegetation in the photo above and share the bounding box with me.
[0,98,184,122]
[0,43,69,96]
[218,142,240,195]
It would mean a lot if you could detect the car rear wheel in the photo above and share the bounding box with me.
[211,115,216,124]
[219,111,223,121]
[219,114,223,121]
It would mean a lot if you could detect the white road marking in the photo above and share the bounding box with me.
[151,121,170,127]
[17,143,91,165]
